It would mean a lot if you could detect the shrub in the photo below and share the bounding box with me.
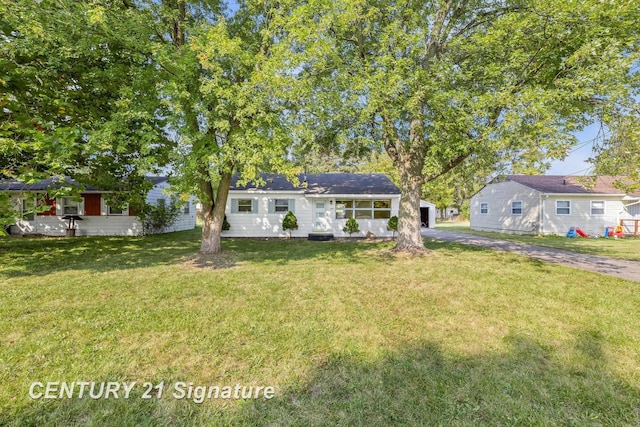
[342,217,360,238]
[282,211,298,238]
[139,201,181,235]
[387,215,398,238]
[222,215,231,231]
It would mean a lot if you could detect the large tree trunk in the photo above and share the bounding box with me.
[200,172,232,254]
[385,117,427,252]
[395,173,425,251]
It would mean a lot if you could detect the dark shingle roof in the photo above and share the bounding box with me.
[230,173,400,195]
[507,175,639,196]
[0,176,168,192]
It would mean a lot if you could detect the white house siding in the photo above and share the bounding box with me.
[144,181,197,233]
[223,191,401,238]
[470,181,541,234]
[11,215,143,236]
[7,182,196,237]
[623,201,640,218]
[540,196,627,236]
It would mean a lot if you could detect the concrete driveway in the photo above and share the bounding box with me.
[422,228,640,283]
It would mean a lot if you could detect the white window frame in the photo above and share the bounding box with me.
[590,200,605,215]
[232,198,258,214]
[511,200,523,215]
[60,196,83,215]
[237,199,253,213]
[107,204,128,216]
[183,201,190,214]
[480,203,489,215]
[274,199,289,213]
[556,200,571,215]
[335,199,391,220]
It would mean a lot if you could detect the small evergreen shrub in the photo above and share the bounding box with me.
[282,211,298,238]
[342,217,360,238]
[222,215,231,231]
[387,215,398,238]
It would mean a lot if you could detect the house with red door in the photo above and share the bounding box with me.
[1,176,196,236]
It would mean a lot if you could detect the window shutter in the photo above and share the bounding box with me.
[231,199,238,213]
[268,199,275,213]
[289,199,295,213]
[252,199,258,213]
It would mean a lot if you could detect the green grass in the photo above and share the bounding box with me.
[1,229,639,426]
[437,221,640,261]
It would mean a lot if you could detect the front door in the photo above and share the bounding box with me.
[313,200,330,232]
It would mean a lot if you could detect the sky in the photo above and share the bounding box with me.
[545,123,605,176]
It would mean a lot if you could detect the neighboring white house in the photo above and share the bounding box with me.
[470,175,640,236]
[2,176,196,236]
[224,173,409,238]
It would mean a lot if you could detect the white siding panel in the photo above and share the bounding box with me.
[541,196,626,236]
[623,201,640,218]
[13,216,143,236]
[470,181,541,234]
[145,183,197,233]
[223,192,401,238]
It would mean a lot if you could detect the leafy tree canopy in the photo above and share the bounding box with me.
[281,0,640,250]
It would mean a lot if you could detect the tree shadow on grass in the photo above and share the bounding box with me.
[1,230,580,279]
[0,230,204,278]
[4,332,638,426]
[240,333,640,426]
[0,231,395,278]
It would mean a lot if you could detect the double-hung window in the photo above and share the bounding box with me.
[590,200,605,215]
[511,201,523,215]
[556,200,571,215]
[480,203,489,215]
[61,197,82,215]
[232,199,257,214]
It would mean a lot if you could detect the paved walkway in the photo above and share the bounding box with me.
[422,229,640,283]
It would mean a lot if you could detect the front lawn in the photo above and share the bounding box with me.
[437,221,640,261]
[1,230,639,425]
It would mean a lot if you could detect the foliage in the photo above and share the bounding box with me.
[358,152,399,185]
[282,211,298,238]
[591,111,640,191]
[283,0,640,251]
[139,201,181,235]
[222,215,231,231]
[343,217,360,237]
[459,200,471,221]
[147,0,300,254]
[0,0,170,213]
[387,215,398,238]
